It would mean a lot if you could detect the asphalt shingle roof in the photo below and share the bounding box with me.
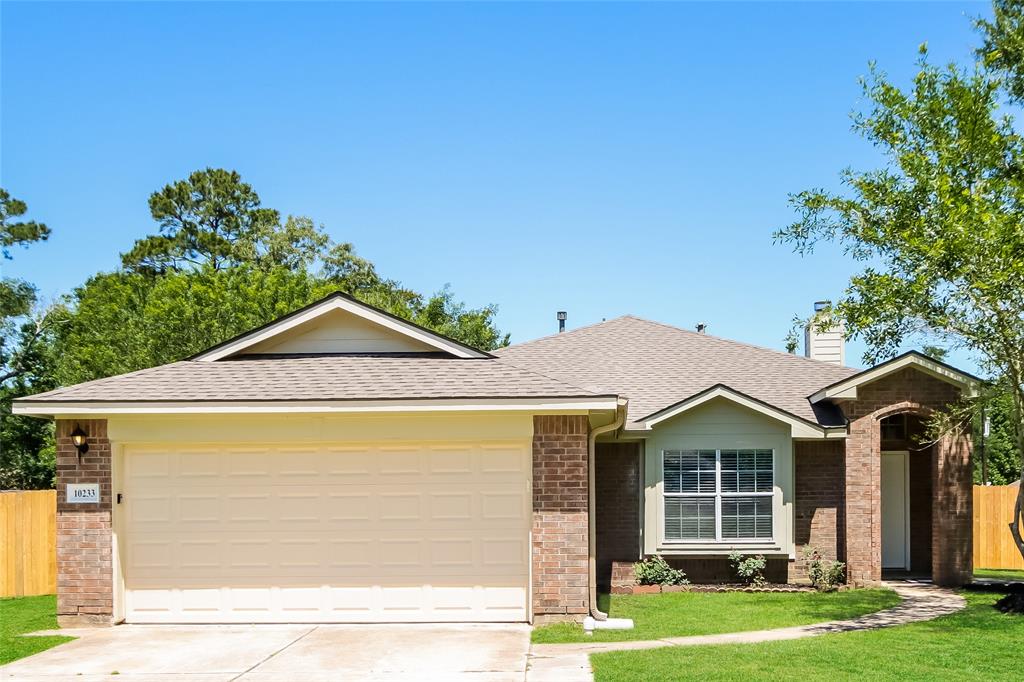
[19,315,857,426]
[495,315,857,428]
[19,355,609,403]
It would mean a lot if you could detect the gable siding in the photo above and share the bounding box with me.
[243,309,437,355]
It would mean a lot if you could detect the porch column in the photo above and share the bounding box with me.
[932,430,973,586]
[531,415,589,622]
[844,415,882,585]
[55,419,114,626]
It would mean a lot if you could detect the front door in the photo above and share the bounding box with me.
[881,451,910,570]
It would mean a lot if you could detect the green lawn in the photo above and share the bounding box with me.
[0,595,74,665]
[975,567,1024,581]
[590,591,1023,681]
[531,588,900,643]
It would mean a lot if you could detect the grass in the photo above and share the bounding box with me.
[0,595,74,665]
[975,567,1024,581]
[590,591,1024,681]
[531,588,900,643]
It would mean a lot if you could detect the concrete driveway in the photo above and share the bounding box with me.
[0,623,531,681]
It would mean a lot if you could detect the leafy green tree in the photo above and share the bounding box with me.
[977,0,1024,100]
[56,269,509,387]
[0,189,58,489]
[775,37,1024,558]
[20,168,508,486]
[412,286,510,352]
[0,188,50,259]
[122,168,327,273]
[1,188,53,385]
[977,387,1022,485]
[920,345,949,363]
[58,168,509,386]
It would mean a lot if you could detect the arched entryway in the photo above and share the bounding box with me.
[879,413,934,579]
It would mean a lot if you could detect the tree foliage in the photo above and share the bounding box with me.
[57,168,508,385]
[6,168,508,488]
[0,188,50,259]
[0,189,58,489]
[977,387,1022,485]
[776,23,1024,559]
[977,0,1024,101]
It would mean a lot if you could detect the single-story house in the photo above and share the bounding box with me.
[14,293,977,626]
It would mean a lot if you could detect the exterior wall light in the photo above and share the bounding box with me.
[70,425,89,456]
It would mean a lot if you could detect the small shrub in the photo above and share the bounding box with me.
[804,547,846,592]
[728,551,767,587]
[634,555,689,586]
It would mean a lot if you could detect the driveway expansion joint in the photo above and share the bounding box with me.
[227,626,318,682]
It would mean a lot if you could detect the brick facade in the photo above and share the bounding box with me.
[55,419,113,626]
[532,415,589,622]
[932,427,973,585]
[841,368,972,586]
[791,439,845,582]
[595,442,640,590]
[666,556,789,583]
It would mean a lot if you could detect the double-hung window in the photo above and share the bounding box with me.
[663,449,774,542]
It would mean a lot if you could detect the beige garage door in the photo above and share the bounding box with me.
[121,441,530,623]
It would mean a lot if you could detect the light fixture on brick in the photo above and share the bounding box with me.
[70,424,89,456]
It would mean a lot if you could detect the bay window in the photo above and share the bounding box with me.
[663,449,774,542]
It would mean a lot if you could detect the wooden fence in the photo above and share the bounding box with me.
[0,490,57,597]
[973,483,1024,571]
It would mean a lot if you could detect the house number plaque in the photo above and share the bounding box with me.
[66,483,100,504]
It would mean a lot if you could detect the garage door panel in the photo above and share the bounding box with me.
[176,450,223,478]
[427,447,475,475]
[123,440,530,623]
[127,533,528,578]
[179,540,222,569]
[125,581,528,624]
[129,489,527,533]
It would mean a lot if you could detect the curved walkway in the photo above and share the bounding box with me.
[526,582,965,682]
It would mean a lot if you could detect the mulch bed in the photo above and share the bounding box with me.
[612,583,829,595]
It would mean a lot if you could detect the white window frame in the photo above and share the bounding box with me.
[662,448,774,544]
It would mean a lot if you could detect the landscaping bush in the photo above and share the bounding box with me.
[728,551,767,587]
[634,555,689,586]
[804,547,846,592]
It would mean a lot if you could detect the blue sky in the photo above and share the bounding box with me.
[1,1,992,371]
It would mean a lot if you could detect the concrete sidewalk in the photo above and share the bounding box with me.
[1,623,531,681]
[525,582,965,682]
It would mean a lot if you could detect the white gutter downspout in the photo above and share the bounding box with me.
[587,399,627,621]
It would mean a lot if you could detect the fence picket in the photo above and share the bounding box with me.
[973,483,1024,571]
[0,490,57,597]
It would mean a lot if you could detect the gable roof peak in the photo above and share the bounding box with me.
[192,290,492,361]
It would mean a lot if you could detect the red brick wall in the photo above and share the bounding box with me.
[55,419,113,625]
[532,415,589,622]
[841,368,970,586]
[664,556,789,583]
[933,429,972,585]
[595,442,640,590]
[612,557,790,585]
[791,440,845,581]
